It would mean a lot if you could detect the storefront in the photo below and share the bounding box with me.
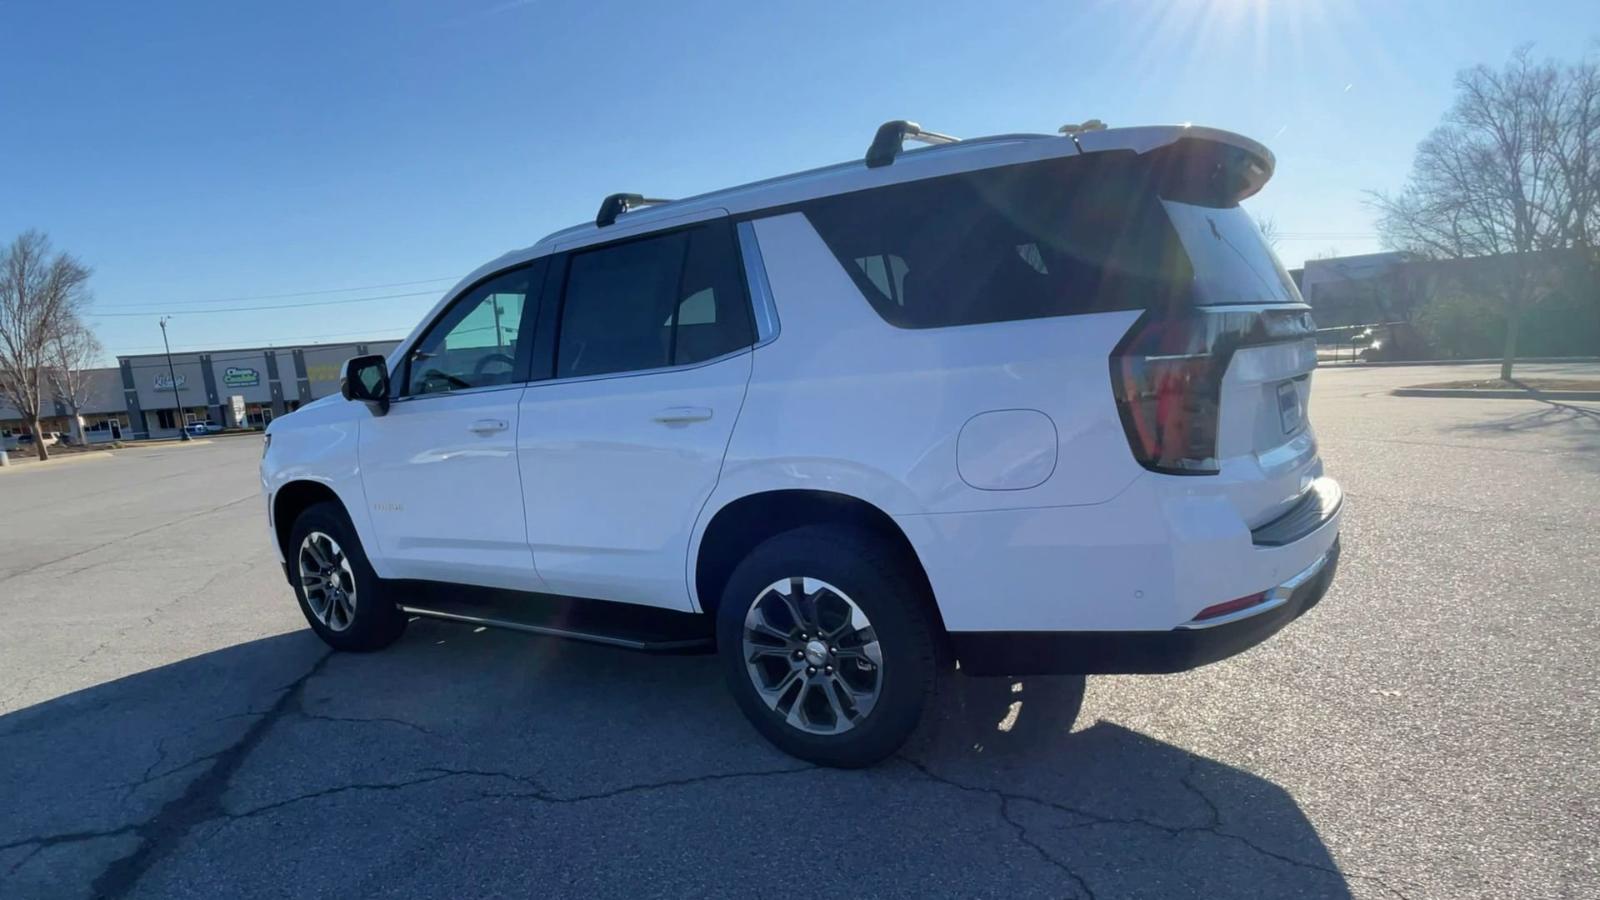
[117,340,400,438]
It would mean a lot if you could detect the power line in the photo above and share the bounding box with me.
[110,326,413,358]
[88,276,457,309]
[88,289,442,318]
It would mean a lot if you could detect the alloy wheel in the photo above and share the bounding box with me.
[298,531,357,632]
[742,576,883,735]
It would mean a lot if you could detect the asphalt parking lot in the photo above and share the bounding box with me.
[2,362,1597,899]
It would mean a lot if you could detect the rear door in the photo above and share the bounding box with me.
[358,261,545,591]
[1160,198,1321,525]
[517,219,754,611]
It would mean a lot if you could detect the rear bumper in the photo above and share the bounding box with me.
[951,538,1339,676]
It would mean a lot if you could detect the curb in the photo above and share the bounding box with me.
[1391,388,1600,400]
[0,450,117,473]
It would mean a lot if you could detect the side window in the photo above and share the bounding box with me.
[802,155,1190,328]
[556,222,752,379]
[406,265,538,396]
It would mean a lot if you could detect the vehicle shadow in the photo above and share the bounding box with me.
[0,622,1355,899]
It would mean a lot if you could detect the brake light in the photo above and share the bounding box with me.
[1110,314,1227,474]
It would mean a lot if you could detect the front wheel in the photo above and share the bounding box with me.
[716,525,942,767]
[287,501,406,652]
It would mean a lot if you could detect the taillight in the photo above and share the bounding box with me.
[1109,313,1227,474]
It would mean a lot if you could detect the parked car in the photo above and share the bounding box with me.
[262,120,1342,766]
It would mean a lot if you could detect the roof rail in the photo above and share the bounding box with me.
[596,192,673,228]
[865,120,959,168]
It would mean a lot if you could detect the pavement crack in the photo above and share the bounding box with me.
[82,649,336,899]
[1,562,253,712]
[430,763,816,806]
[998,795,1097,899]
[292,712,440,738]
[0,494,257,588]
[199,764,815,832]
[1,825,138,880]
[223,772,464,822]
[896,756,1098,898]
[897,755,1412,900]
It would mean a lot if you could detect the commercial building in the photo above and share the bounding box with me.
[1,339,398,442]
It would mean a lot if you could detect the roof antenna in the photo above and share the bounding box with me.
[1057,119,1107,136]
[1058,119,1106,152]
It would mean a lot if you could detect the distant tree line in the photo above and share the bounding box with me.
[1372,43,1600,377]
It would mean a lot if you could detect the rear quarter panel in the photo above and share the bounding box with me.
[722,212,1148,517]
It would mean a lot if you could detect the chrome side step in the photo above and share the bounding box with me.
[400,604,713,652]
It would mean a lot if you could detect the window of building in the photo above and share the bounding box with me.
[155,409,176,429]
[556,222,752,379]
[406,264,540,396]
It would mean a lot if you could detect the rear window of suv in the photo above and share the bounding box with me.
[802,153,1194,328]
[1161,200,1301,305]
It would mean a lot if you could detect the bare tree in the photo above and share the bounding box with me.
[1255,215,1281,250]
[1372,45,1600,379]
[0,231,92,461]
[46,318,104,446]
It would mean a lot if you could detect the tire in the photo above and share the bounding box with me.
[716,524,942,768]
[286,501,406,652]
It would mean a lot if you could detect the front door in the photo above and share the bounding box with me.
[518,220,755,610]
[359,261,546,592]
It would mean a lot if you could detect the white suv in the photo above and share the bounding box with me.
[262,120,1342,766]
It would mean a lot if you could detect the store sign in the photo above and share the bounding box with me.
[306,363,341,383]
[154,373,188,392]
[222,366,260,387]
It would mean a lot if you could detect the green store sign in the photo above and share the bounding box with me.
[222,367,260,387]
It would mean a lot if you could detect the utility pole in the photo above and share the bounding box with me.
[159,317,191,442]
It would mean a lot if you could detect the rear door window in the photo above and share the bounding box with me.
[801,154,1192,328]
[556,222,754,378]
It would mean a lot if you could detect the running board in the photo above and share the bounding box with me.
[393,580,714,653]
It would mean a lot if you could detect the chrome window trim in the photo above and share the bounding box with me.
[736,219,781,346]
[387,380,529,406]
[523,346,753,392]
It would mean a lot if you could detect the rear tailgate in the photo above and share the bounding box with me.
[1101,129,1325,528]
[1162,187,1321,527]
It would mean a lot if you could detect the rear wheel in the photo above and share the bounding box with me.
[287,502,406,651]
[717,525,941,767]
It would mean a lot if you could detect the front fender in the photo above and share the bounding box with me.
[261,404,384,575]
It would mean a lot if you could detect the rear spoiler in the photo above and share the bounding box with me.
[1075,125,1275,203]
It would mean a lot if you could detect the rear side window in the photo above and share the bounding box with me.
[803,154,1192,328]
[557,222,753,378]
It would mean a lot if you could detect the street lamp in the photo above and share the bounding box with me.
[159,316,191,442]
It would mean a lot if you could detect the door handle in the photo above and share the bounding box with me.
[468,418,509,435]
[652,406,713,424]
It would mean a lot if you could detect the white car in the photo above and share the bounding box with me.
[262,120,1342,766]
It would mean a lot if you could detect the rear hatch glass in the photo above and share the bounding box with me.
[1161,201,1301,306]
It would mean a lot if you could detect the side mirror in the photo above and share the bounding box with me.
[340,355,390,414]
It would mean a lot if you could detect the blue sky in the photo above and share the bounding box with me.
[2,0,1594,361]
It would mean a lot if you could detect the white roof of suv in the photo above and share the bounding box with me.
[427,121,1276,342]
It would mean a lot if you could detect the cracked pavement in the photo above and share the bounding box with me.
[2,363,1598,899]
